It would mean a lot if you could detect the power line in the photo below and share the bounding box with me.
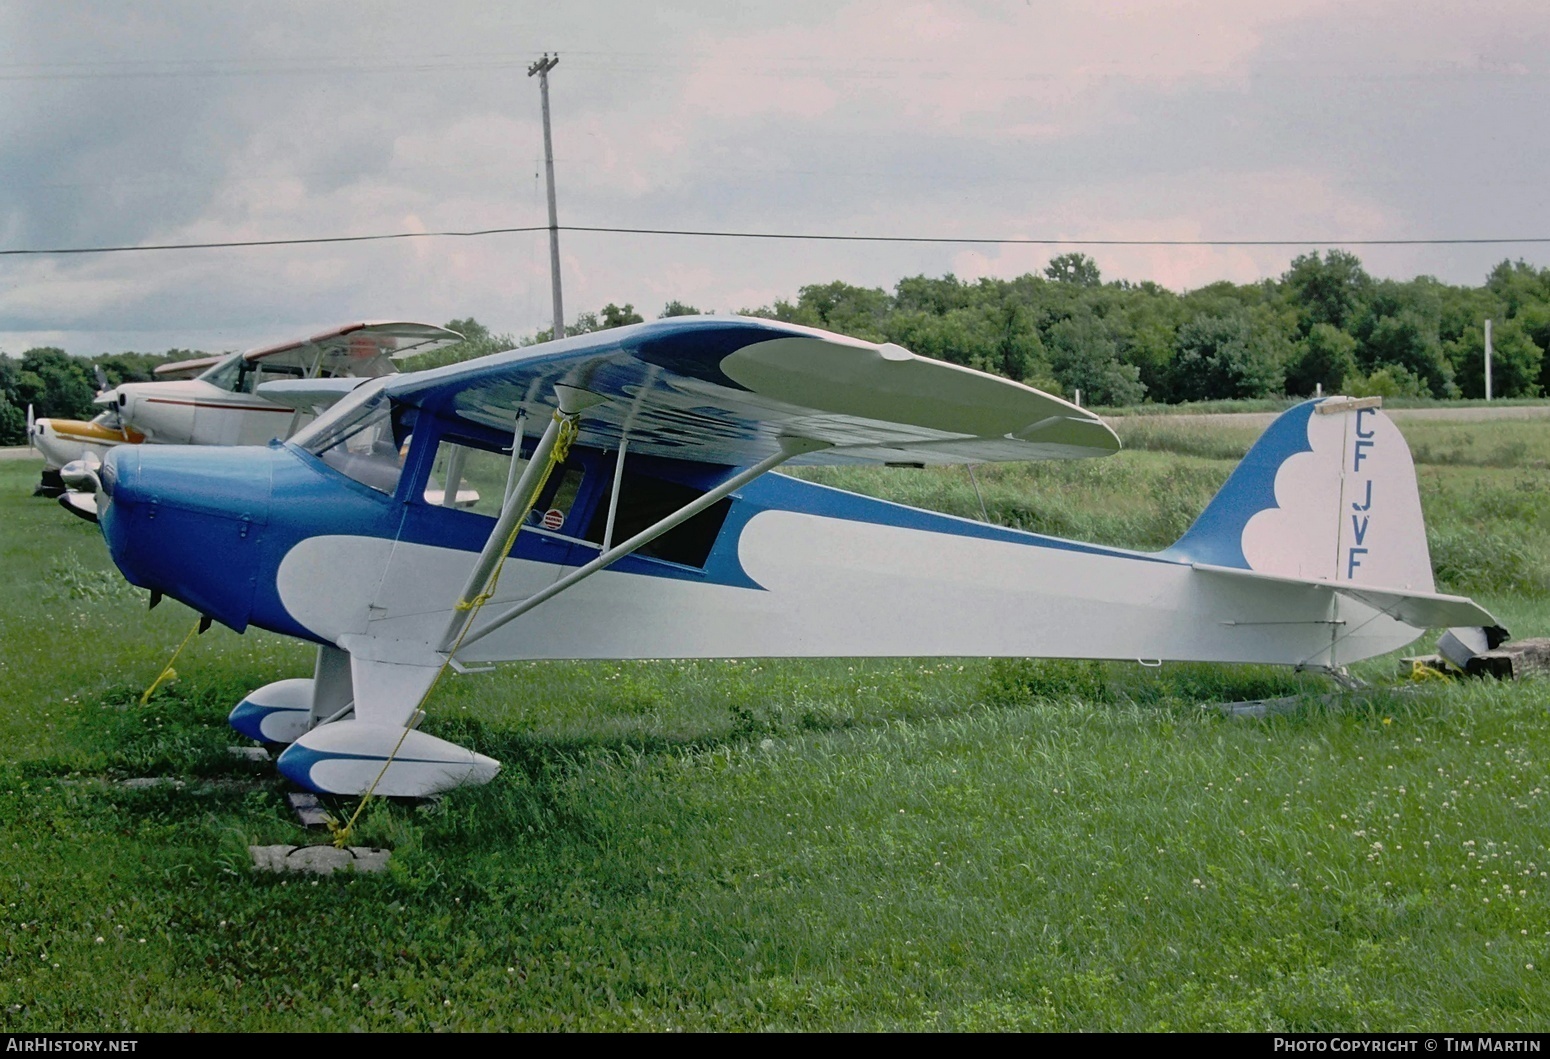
[5,225,1550,258]
[572,227,1550,248]
[0,227,551,255]
[2,51,1542,83]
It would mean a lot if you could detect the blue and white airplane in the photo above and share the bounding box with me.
[95,316,1504,798]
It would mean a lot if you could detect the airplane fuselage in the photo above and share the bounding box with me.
[31,413,143,472]
[90,315,1493,799]
[112,379,305,447]
[99,436,1421,676]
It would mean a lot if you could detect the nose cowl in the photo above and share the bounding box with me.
[99,445,275,632]
[100,444,127,498]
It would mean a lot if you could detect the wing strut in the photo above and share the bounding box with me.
[452,435,829,655]
[602,435,628,551]
[436,386,603,653]
[601,366,658,552]
[501,413,528,504]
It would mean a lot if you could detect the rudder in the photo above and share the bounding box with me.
[1163,397,1435,592]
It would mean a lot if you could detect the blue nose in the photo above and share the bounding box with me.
[100,445,275,632]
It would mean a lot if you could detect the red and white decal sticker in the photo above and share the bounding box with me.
[541,508,565,531]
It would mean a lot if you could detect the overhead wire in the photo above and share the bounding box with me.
[4,225,1550,258]
[1,50,1543,83]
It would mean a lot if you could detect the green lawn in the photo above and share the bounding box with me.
[0,414,1546,1030]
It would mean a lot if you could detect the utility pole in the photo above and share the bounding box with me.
[1484,317,1493,401]
[528,53,564,343]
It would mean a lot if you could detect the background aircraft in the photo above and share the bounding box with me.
[33,321,464,518]
[94,316,1502,799]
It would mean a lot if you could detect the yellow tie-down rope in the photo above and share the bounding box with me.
[329,410,580,847]
[139,617,204,706]
[1410,657,1456,683]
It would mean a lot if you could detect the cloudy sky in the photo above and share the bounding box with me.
[3,1,1548,355]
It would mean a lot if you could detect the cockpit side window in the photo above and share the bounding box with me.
[582,470,730,568]
[199,353,303,394]
[424,435,522,518]
[527,464,587,535]
[198,356,243,393]
[238,359,302,394]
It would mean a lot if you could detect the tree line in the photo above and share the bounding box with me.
[3,251,1545,445]
[726,251,1547,407]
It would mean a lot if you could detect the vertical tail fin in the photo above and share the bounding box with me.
[1163,397,1436,592]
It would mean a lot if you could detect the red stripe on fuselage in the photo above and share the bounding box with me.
[143,398,292,413]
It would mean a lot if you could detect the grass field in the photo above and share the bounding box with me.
[0,412,1546,1031]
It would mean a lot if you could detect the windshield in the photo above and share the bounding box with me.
[290,377,390,450]
[197,353,244,393]
[292,379,412,495]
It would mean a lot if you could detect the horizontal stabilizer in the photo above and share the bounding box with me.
[229,678,317,745]
[1193,562,1500,631]
[57,490,99,523]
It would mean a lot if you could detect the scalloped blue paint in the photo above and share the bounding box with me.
[1160,399,1319,569]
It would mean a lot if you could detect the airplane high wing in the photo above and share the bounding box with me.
[385,315,1119,466]
[243,320,466,379]
[96,316,1502,802]
[110,320,466,446]
[153,355,226,380]
[146,322,461,383]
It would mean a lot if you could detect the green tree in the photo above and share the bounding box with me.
[523,304,642,345]
[1485,258,1550,316]
[1115,288,1186,400]
[0,355,25,444]
[791,281,890,340]
[659,301,701,318]
[1282,250,1371,334]
[1169,311,1285,401]
[1359,310,1453,397]
[1435,283,1502,350]
[894,274,971,315]
[1447,318,1543,398]
[16,348,96,420]
[1045,313,1144,405]
[400,318,515,369]
[1286,323,1358,396]
[600,303,644,329]
[67,350,199,388]
[1346,365,1429,399]
[1512,301,1550,394]
[1044,253,1102,288]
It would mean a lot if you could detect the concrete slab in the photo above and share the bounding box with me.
[249,844,390,875]
[285,791,332,828]
[228,745,270,762]
[1213,695,1315,719]
[1469,638,1550,681]
[1209,688,1367,717]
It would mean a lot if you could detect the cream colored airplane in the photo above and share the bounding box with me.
[32,321,464,518]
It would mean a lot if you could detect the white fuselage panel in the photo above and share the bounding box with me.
[275,509,1424,670]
